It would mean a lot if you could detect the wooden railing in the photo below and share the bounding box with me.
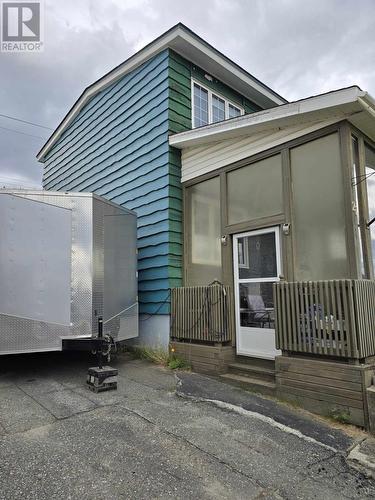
[274,279,375,359]
[170,284,234,344]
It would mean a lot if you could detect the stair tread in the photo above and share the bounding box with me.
[228,363,275,376]
[220,372,276,388]
[235,356,274,367]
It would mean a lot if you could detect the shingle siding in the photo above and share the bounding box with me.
[43,50,172,314]
[42,48,263,316]
[165,51,262,290]
[166,52,191,292]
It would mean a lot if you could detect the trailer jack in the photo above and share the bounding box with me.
[87,317,118,393]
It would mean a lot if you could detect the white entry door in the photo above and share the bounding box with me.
[233,227,282,359]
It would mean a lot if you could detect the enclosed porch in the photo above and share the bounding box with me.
[169,87,375,428]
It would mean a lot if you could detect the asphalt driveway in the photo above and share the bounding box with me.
[0,351,374,499]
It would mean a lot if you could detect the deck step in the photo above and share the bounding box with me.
[220,373,276,397]
[234,356,275,370]
[227,362,275,383]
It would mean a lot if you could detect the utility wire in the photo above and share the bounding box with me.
[0,175,30,182]
[0,125,47,140]
[352,170,375,187]
[0,174,39,185]
[0,112,53,130]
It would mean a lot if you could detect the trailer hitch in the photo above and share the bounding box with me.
[87,317,118,393]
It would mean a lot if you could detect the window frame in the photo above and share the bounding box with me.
[190,189,221,266]
[238,237,249,269]
[364,142,375,277]
[350,128,375,280]
[183,122,350,286]
[191,79,244,128]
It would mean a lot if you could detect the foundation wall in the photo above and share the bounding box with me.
[170,342,235,374]
[276,356,375,428]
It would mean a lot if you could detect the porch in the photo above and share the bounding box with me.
[168,87,375,429]
[170,279,375,428]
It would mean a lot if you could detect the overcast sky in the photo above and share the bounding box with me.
[0,0,374,187]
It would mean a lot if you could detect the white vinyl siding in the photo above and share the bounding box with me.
[181,118,340,183]
[192,80,244,128]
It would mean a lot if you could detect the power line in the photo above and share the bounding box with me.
[0,125,47,140]
[0,112,53,130]
[0,181,39,189]
[0,174,37,183]
[352,170,375,187]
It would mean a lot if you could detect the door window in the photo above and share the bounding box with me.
[237,232,277,280]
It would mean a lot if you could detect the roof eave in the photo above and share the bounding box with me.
[37,23,286,162]
[169,87,372,149]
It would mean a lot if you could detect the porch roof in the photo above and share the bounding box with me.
[169,86,375,150]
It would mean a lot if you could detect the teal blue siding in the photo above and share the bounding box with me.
[42,48,265,316]
[43,50,172,314]
[166,51,262,291]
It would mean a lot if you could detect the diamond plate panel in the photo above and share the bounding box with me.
[0,313,69,354]
[9,191,94,339]
[0,190,138,355]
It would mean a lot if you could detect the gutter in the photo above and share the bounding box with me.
[169,87,372,150]
[358,93,375,120]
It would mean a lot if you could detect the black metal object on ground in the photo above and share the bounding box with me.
[87,366,118,393]
[86,317,118,392]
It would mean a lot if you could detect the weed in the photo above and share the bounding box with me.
[329,407,351,424]
[130,346,191,371]
[278,397,301,410]
[131,346,169,365]
[167,355,191,370]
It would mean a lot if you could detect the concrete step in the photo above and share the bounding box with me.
[227,362,275,383]
[220,373,276,397]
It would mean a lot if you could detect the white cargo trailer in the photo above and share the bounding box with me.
[0,190,138,355]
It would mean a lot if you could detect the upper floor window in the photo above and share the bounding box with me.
[192,80,244,128]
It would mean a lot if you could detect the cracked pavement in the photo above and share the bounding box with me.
[0,351,374,499]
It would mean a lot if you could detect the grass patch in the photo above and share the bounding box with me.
[130,346,191,371]
[329,408,351,425]
[131,346,169,365]
[277,397,301,410]
[167,355,191,370]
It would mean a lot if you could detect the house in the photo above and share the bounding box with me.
[37,23,285,346]
[37,24,375,429]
